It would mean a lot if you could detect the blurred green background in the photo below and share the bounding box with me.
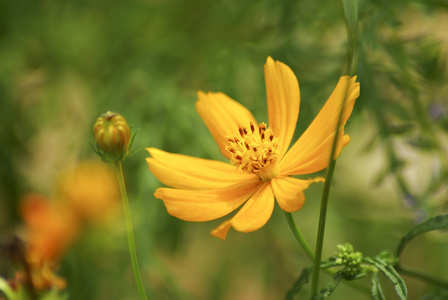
[1,0,448,299]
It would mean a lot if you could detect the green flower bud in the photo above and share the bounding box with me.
[93,111,131,162]
[334,243,364,279]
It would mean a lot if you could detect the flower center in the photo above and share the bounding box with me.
[226,122,280,181]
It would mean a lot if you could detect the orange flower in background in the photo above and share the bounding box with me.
[146,57,360,240]
[21,193,80,264]
[20,193,79,290]
[17,162,120,290]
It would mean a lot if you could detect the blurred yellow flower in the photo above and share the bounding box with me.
[146,57,360,240]
[57,162,120,222]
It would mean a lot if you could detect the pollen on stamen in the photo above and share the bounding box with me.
[250,122,255,133]
[259,123,266,135]
[225,122,280,181]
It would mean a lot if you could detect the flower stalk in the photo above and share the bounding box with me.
[311,81,352,297]
[284,212,315,262]
[114,161,148,300]
[92,111,147,300]
[310,149,338,296]
[396,265,448,288]
[310,2,360,295]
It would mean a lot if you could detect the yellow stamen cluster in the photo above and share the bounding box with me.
[226,122,280,181]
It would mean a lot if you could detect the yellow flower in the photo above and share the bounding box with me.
[146,57,360,240]
[56,162,120,222]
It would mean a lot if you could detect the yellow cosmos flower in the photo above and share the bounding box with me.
[146,57,360,240]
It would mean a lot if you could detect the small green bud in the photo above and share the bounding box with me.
[334,243,364,279]
[93,111,131,162]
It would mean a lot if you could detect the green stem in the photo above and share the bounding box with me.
[310,2,358,296]
[310,83,351,298]
[285,212,370,295]
[310,155,339,296]
[285,212,315,262]
[114,162,148,300]
[396,265,448,288]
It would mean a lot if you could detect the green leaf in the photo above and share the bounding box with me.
[0,277,15,299]
[312,273,343,299]
[320,258,343,269]
[376,250,398,265]
[371,272,386,300]
[286,267,313,300]
[342,0,359,32]
[128,127,140,152]
[364,257,408,300]
[352,268,373,280]
[396,214,448,257]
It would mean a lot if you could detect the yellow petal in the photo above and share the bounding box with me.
[211,220,232,241]
[281,76,359,175]
[283,131,350,175]
[196,91,258,160]
[271,176,324,212]
[230,181,274,233]
[154,180,261,222]
[265,57,300,158]
[146,148,258,190]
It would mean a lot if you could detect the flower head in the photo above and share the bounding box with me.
[146,57,360,240]
[93,111,131,162]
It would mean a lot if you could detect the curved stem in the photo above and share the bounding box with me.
[284,212,315,262]
[114,162,148,300]
[396,264,448,288]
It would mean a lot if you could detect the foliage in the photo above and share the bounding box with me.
[1,0,448,299]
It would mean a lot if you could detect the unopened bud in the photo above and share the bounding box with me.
[334,243,363,279]
[93,111,131,162]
